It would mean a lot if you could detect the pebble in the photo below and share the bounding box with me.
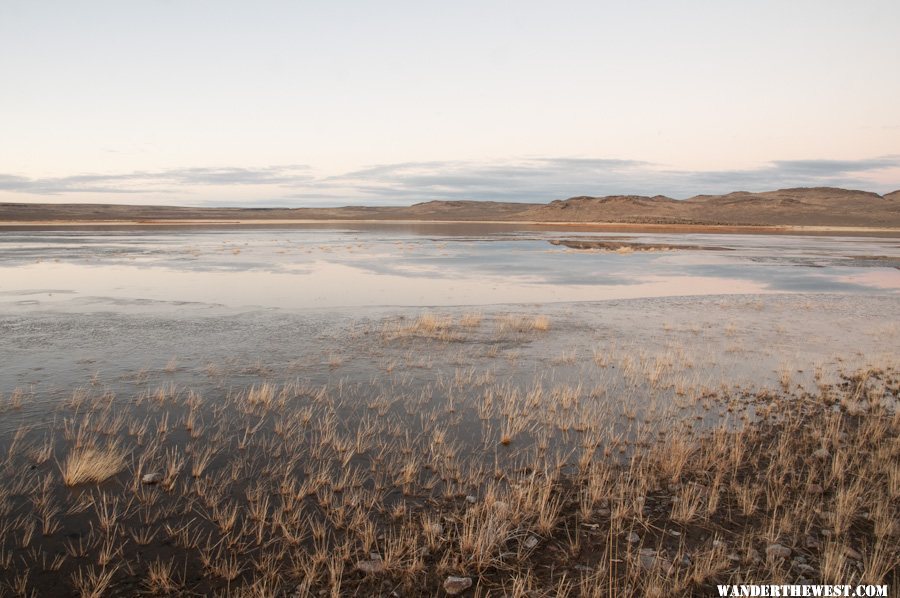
[356,554,384,574]
[443,576,473,595]
[524,536,539,549]
[465,495,477,504]
[627,531,640,544]
[141,472,163,485]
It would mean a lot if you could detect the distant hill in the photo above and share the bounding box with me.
[1,187,899,227]
[520,187,900,226]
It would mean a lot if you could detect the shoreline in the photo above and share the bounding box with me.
[2,218,899,236]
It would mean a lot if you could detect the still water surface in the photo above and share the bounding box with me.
[1,226,897,312]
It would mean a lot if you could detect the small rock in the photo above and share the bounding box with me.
[356,555,384,575]
[443,576,473,595]
[667,529,681,537]
[712,539,726,549]
[747,548,761,563]
[597,508,610,517]
[766,543,791,560]
[797,563,816,574]
[465,495,477,504]
[804,535,820,550]
[627,531,640,544]
[727,552,740,562]
[425,522,443,536]
[524,536,539,549]
[141,472,163,485]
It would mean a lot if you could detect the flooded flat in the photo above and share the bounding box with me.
[0,225,897,596]
[1,227,898,312]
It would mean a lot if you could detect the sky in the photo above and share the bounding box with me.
[1,0,898,206]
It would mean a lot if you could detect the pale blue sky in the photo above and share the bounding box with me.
[1,0,898,205]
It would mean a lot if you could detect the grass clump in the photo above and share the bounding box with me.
[61,445,126,486]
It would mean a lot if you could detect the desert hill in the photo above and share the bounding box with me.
[1,187,898,228]
[519,187,900,226]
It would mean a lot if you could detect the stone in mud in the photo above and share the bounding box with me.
[141,472,163,485]
[356,554,384,574]
[443,576,473,595]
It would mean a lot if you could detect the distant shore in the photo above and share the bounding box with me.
[2,187,899,233]
[2,218,899,236]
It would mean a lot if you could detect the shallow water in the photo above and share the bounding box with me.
[1,225,898,432]
[0,226,897,313]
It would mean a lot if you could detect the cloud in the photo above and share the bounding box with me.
[0,157,897,206]
[0,166,313,195]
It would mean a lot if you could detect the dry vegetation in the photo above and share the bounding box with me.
[0,312,897,596]
[61,445,126,486]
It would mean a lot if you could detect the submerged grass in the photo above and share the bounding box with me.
[0,311,896,596]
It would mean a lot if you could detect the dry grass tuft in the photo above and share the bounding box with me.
[498,315,551,334]
[61,445,126,486]
[460,312,483,328]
